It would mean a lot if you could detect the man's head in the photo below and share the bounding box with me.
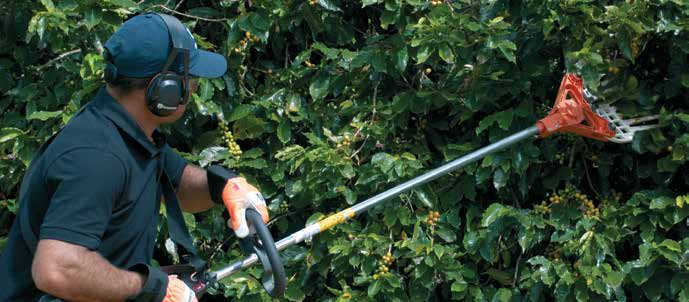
[103,13,227,123]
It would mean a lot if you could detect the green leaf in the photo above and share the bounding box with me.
[371,153,394,173]
[681,74,689,88]
[497,40,517,63]
[275,145,304,161]
[414,187,436,208]
[227,104,254,122]
[438,44,455,63]
[362,0,382,7]
[284,284,306,301]
[197,78,215,101]
[395,47,408,72]
[232,116,266,139]
[183,212,196,231]
[198,147,228,167]
[84,9,101,31]
[309,73,331,100]
[659,239,681,252]
[481,203,511,227]
[650,196,673,210]
[493,169,507,190]
[27,110,62,121]
[0,128,24,143]
[277,121,292,143]
[486,269,512,286]
[368,279,381,297]
[40,0,55,11]
[106,0,137,7]
[317,0,343,12]
[436,225,457,243]
[416,45,431,64]
[492,288,512,302]
[451,280,468,293]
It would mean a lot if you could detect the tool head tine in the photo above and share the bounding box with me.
[624,115,660,125]
[594,103,662,144]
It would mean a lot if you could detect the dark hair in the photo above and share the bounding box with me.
[105,76,151,94]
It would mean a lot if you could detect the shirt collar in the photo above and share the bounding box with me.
[93,87,166,158]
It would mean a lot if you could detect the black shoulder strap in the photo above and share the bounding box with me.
[159,159,207,272]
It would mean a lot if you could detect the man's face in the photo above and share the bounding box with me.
[157,77,199,123]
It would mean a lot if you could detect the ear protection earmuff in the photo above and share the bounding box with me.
[145,13,192,117]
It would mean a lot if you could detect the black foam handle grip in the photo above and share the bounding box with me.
[241,209,286,298]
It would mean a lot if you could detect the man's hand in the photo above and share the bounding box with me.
[163,276,197,302]
[207,165,269,238]
[222,177,269,238]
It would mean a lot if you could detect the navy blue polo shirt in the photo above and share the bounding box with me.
[0,88,188,301]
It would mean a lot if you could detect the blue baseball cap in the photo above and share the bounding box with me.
[104,13,227,78]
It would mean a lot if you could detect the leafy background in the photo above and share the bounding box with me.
[1,0,689,301]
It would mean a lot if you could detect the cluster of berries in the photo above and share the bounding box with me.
[309,0,318,6]
[577,192,600,217]
[426,211,440,226]
[219,119,242,159]
[534,185,575,215]
[232,32,260,54]
[608,66,620,75]
[429,0,443,6]
[373,251,394,280]
[304,60,316,68]
[631,37,642,58]
[545,244,562,261]
[554,152,565,164]
[279,201,289,213]
[534,201,550,215]
[336,135,351,149]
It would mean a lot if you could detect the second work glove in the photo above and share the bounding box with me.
[207,165,269,238]
[127,264,197,302]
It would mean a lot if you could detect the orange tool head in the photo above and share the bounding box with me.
[536,74,616,141]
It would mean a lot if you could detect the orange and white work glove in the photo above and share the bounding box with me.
[163,276,197,302]
[221,177,269,238]
[207,165,269,238]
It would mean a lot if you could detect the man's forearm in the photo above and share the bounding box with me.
[33,239,144,302]
[177,164,214,213]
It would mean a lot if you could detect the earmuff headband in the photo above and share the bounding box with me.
[155,13,192,105]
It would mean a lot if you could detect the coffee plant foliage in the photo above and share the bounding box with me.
[1,0,689,301]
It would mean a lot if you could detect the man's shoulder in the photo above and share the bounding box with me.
[40,101,128,167]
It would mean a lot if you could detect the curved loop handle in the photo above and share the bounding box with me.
[241,208,286,298]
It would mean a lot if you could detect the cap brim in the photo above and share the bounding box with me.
[189,49,227,78]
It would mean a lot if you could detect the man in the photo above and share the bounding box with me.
[0,13,269,301]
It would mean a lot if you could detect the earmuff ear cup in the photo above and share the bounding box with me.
[146,72,187,116]
[104,63,118,83]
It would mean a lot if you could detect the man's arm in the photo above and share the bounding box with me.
[177,164,214,213]
[32,239,144,302]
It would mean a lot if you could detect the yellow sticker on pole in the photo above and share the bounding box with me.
[318,208,355,232]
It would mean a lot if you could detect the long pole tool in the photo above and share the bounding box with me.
[211,73,661,296]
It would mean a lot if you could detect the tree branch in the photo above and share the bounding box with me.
[148,5,229,22]
[36,49,82,71]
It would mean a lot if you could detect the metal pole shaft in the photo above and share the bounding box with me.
[214,125,540,280]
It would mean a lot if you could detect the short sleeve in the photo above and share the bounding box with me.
[39,148,126,250]
[161,145,188,189]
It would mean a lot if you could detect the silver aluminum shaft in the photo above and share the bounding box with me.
[214,125,540,280]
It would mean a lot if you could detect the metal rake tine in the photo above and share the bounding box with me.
[629,124,661,132]
[624,114,660,125]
